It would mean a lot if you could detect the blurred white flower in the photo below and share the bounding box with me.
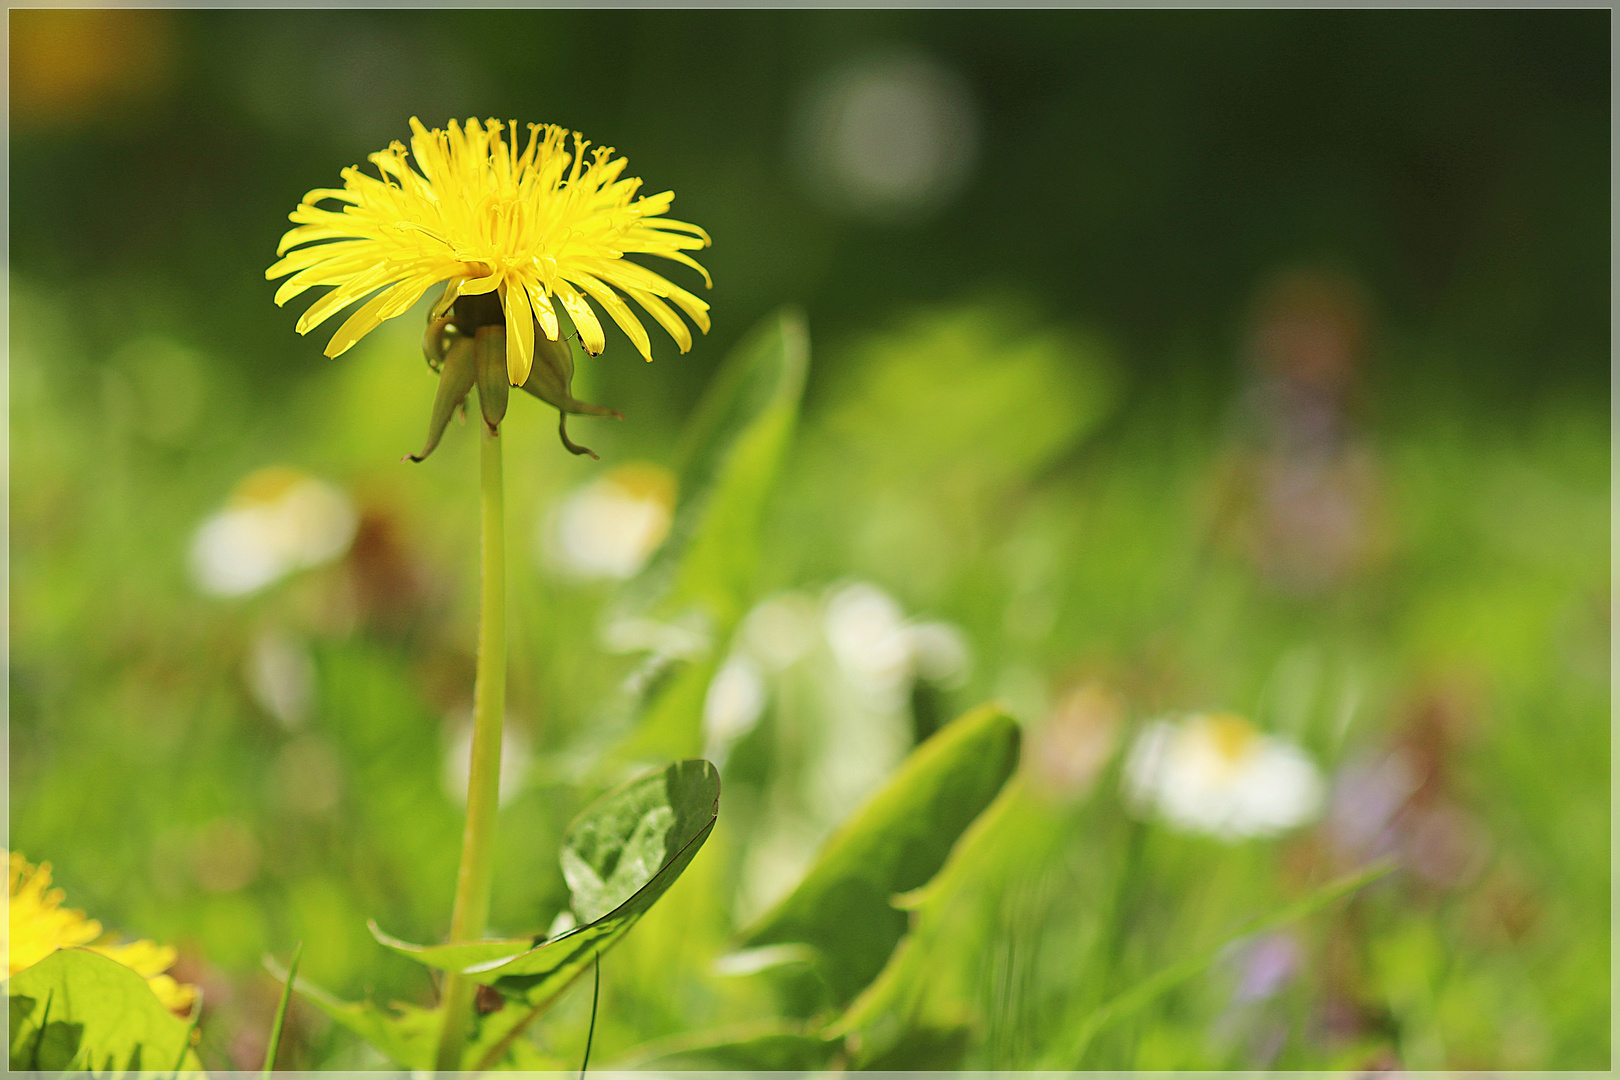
[599,610,712,661]
[190,466,357,596]
[542,462,676,581]
[740,591,819,672]
[703,652,768,763]
[442,712,531,808]
[1123,712,1324,839]
[726,581,974,908]
[824,581,914,697]
[791,49,980,224]
[908,620,972,688]
[244,627,315,729]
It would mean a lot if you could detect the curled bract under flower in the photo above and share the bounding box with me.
[413,288,623,460]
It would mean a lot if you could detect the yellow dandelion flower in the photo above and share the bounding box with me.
[265,117,713,386]
[6,852,196,1015]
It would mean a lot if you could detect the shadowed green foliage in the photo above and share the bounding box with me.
[372,760,719,998]
[276,760,718,1069]
[6,12,1607,1070]
[7,949,202,1075]
[609,307,810,763]
[610,1020,840,1070]
[733,703,1020,1003]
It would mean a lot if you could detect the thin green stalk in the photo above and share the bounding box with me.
[436,421,508,1074]
[1051,858,1396,1068]
[170,987,204,1077]
[261,942,301,1077]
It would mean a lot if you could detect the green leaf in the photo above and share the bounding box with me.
[610,1020,841,1070]
[854,1023,974,1069]
[1038,858,1398,1068]
[260,941,301,1076]
[608,307,809,761]
[263,962,564,1072]
[627,306,810,625]
[823,780,1026,1062]
[731,703,1021,1003]
[371,759,720,1010]
[7,948,201,1075]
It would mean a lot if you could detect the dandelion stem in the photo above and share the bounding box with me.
[436,419,508,1074]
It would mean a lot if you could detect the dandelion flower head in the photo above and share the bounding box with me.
[7,852,197,1013]
[267,118,712,385]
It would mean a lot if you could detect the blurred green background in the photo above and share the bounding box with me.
[8,8,1608,1071]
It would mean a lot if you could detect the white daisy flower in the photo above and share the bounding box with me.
[703,652,768,763]
[190,467,357,597]
[541,462,676,581]
[1123,712,1324,839]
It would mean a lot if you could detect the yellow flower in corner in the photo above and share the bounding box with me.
[6,852,196,1015]
[266,117,713,385]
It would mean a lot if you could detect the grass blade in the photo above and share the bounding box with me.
[579,952,600,1079]
[1048,858,1396,1067]
[261,941,303,1077]
[170,987,204,1076]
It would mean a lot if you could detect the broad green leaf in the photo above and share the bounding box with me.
[623,306,809,625]
[1038,858,1398,1068]
[607,308,809,761]
[778,301,1117,588]
[824,780,1026,1062]
[372,760,720,1011]
[264,961,563,1072]
[7,948,201,1075]
[611,1020,840,1070]
[732,703,1020,1003]
[854,1023,973,1070]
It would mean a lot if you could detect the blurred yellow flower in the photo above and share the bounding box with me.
[266,117,712,384]
[6,852,196,1015]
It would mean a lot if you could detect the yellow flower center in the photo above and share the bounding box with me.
[1204,712,1261,766]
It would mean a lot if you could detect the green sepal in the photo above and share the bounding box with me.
[473,326,509,433]
[518,330,622,458]
[7,948,203,1075]
[407,333,475,462]
[370,759,720,1005]
[519,331,620,418]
